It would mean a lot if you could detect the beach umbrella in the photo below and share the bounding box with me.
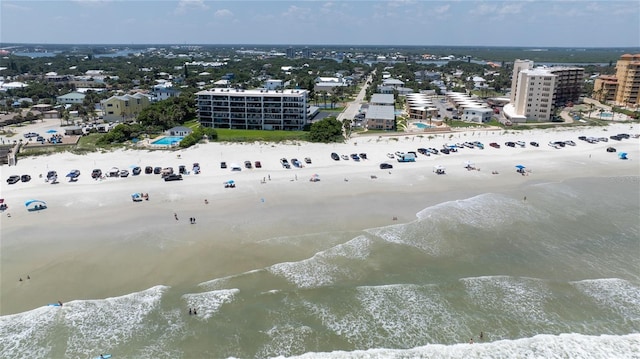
[618,152,628,159]
[464,161,474,167]
[46,129,57,134]
[226,180,235,185]
[515,165,526,169]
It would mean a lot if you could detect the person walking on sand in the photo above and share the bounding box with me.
[189,308,192,315]
[174,213,178,221]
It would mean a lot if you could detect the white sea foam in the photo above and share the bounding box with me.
[0,285,168,358]
[61,285,169,357]
[182,288,239,320]
[0,306,58,358]
[274,333,640,359]
[267,235,373,288]
[460,276,554,328]
[571,278,640,322]
[301,284,465,348]
[256,324,315,359]
[366,193,548,255]
[199,269,265,290]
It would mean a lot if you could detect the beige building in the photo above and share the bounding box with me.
[594,54,640,106]
[100,93,150,122]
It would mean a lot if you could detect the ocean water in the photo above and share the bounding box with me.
[1,176,639,358]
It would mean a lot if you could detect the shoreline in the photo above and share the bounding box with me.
[1,123,639,315]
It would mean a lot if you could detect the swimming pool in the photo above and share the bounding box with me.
[415,123,434,129]
[151,136,184,145]
[600,112,613,118]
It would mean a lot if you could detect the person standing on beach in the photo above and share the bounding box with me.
[174,213,179,221]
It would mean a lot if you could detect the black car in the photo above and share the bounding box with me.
[6,175,20,184]
[164,173,183,181]
[179,165,187,174]
[280,158,291,169]
[47,171,57,181]
[145,166,153,174]
[331,152,340,161]
[132,167,142,175]
[617,133,630,139]
[21,174,31,182]
[505,141,516,147]
[578,136,587,141]
[606,147,616,152]
[530,142,539,147]
[610,135,621,141]
[255,161,262,168]
[91,169,102,179]
[417,148,428,155]
[220,162,227,169]
[244,161,252,169]
[380,163,393,169]
[358,153,367,160]
[153,167,162,174]
[440,148,450,154]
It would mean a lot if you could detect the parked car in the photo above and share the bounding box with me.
[255,161,262,168]
[331,153,340,161]
[578,136,587,141]
[505,141,516,147]
[220,161,227,169]
[417,148,428,155]
[132,167,142,175]
[387,153,395,158]
[350,154,360,161]
[341,154,349,160]
[164,173,183,181]
[610,135,621,141]
[564,140,576,146]
[530,141,539,147]
[380,163,393,169]
[358,153,367,160]
[21,174,31,182]
[617,133,630,139]
[280,158,291,169]
[6,175,20,184]
[119,169,129,177]
[291,158,301,167]
[440,148,450,154]
[304,157,312,164]
[23,132,39,138]
[515,141,525,147]
[598,137,608,142]
[153,167,162,174]
[244,161,252,169]
[606,147,617,152]
[91,169,102,179]
[145,166,153,174]
[489,142,500,148]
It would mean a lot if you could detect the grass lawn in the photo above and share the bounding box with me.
[215,128,308,142]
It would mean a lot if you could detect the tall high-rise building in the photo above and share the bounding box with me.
[594,54,640,106]
[505,60,583,122]
[286,47,295,59]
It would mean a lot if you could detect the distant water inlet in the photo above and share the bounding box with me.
[150,136,184,146]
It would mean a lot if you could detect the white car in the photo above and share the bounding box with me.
[515,141,525,147]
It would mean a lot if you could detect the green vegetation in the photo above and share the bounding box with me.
[215,128,307,142]
[307,117,344,143]
[179,127,218,148]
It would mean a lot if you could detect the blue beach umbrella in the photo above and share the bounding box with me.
[46,129,57,134]
[618,152,628,159]
[515,165,525,169]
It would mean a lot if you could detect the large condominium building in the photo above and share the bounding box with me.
[593,54,640,106]
[195,88,309,130]
[505,60,584,122]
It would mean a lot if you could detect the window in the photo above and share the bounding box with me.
[107,103,113,107]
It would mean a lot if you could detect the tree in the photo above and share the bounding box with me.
[308,117,344,143]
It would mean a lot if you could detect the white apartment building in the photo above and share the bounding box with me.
[196,88,309,130]
[506,60,583,122]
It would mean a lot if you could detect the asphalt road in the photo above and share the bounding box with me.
[336,71,374,123]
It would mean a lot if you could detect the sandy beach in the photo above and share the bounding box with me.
[1,123,639,315]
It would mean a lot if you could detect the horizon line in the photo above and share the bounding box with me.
[1,43,639,50]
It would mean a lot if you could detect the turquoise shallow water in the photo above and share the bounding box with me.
[1,176,639,358]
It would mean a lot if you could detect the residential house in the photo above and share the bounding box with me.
[100,93,151,122]
[57,92,86,105]
[365,105,395,130]
[166,126,192,136]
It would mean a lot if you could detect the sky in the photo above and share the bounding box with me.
[1,0,639,47]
